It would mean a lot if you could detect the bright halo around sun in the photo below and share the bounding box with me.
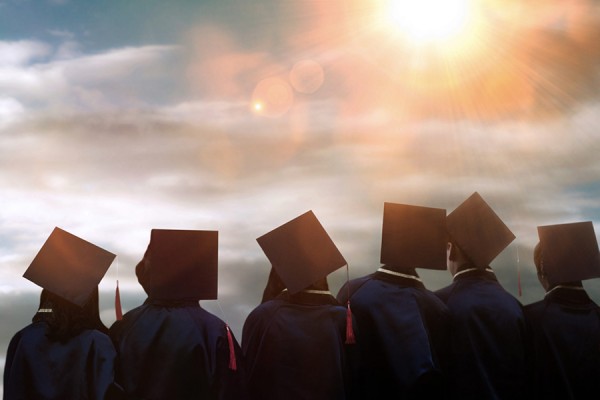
[382,0,473,44]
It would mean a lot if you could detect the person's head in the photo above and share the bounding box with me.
[533,242,551,291]
[135,250,150,295]
[261,267,286,303]
[33,287,108,342]
[446,241,473,276]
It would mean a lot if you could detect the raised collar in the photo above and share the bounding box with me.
[279,289,340,306]
[145,297,200,308]
[373,267,425,289]
[544,285,591,305]
[452,267,496,282]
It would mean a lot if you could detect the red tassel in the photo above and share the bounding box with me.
[517,269,522,297]
[345,301,356,345]
[115,280,123,321]
[225,325,237,371]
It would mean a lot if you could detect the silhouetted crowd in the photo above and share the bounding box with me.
[4,192,600,399]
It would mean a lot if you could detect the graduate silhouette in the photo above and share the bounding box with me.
[243,210,358,400]
[337,202,452,399]
[109,229,246,400]
[4,227,118,400]
[435,192,527,400]
[525,221,600,399]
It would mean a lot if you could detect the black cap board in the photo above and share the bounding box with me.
[537,221,600,284]
[447,192,515,268]
[256,210,347,294]
[23,227,115,307]
[141,229,218,300]
[380,202,447,270]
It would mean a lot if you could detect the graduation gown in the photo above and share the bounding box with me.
[337,269,451,399]
[109,299,245,400]
[435,268,528,400]
[524,287,600,400]
[3,321,116,400]
[242,291,356,400]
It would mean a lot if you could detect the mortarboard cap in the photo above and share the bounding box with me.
[23,227,115,307]
[447,192,515,268]
[380,202,447,270]
[537,221,600,284]
[143,229,218,300]
[256,210,347,294]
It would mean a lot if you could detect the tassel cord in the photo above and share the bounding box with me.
[217,301,237,371]
[344,264,356,345]
[115,280,123,321]
[225,325,237,371]
[115,258,123,321]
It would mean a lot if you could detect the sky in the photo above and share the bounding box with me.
[2,0,600,391]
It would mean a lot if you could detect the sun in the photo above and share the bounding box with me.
[382,0,473,44]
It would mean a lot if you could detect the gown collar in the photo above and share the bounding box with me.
[544,285,591,305]
[280,289,340,306]
[452,267,496,281]
[145,297,200,307]
[373,267,426,289]
[545,284,584,296]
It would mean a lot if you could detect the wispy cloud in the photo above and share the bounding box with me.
[0,40,178,111]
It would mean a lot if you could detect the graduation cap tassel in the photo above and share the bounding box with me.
[344,264,356,344]
[517,244,522,297]
[115,280,123,321]
[216,301,237,371]
[225,325,237,371]
[345,300,356,344]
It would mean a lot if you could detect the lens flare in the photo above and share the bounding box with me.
[289,59,325,94]
[251,77,294,117]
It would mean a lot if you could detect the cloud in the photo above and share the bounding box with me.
[183,24,285,100]
[0,40,179,111]
[2,93,599,244]
[2,105,597,310]
[0,97,25,127]
[0,41,51,67]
